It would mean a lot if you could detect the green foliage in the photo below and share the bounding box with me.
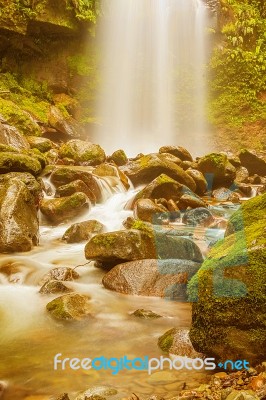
[67,0,101,24]
[209,0,266,147]
[0,73,52,125]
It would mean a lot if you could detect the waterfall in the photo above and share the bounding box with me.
[97,0,211,157]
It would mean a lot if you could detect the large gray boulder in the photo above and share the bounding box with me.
[0,179,39,252]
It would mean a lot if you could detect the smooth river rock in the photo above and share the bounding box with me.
[0,179,39,252]
[102,259,201,299]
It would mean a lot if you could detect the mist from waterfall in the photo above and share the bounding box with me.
[97,0,211,156]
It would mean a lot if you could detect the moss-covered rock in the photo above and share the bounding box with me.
[46,294,92,321]
[59,139,106,165]
[198,153,236,189]
[27,136,54,153]
[121,153,196,190]
[131,309,162,319]
[62,219,104,243]
[55,179,96,204]
[0,99,42,136]
[39,280,72,295]
[50,166,102,202]
[85,228,203,268]
[109,149,128,166]
[0,152,42,175]
[0,179,39,252]
[40,192,90,224]
[188,193,266,365]
[158,328,203,357]
[130,174,185,207]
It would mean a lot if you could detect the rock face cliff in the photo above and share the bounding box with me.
[0,0,99,141]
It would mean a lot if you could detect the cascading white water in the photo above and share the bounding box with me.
[97,0,211,156]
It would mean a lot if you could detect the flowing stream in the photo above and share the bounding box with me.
[0,173,234,399]
[97,0,211,156]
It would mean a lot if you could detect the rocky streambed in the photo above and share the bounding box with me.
[0,123,266,400]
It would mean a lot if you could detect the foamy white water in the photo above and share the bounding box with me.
[97,0,211,156]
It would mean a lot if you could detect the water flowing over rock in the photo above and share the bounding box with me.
[0,179,39,252]
[188,193,266,365]
[121,153,197,190]
[102,259,201,299]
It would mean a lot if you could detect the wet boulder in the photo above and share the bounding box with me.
[158,328,203,357]
[48,106,82,138]
[239,149,266,176]
[188,193,266,365]
[131,309,162,319]
[85,228,203,268]
[85,230,154,268]
[109,149,128,166]
[130,174,195,208]
[121,153,196,190]
[0,152,42,176]
[186,168,208,195]
[27,136,54,153]
[102,259,201,299]
[46,294,92,321]
[62,220,105,243]
[0,179,39,252]
[0,172,42,204]
[50,167,102,202]
[39,280,72,295]
[0,119,30,151]
[40,267,79,285]
[159,145,193,162]
[178,193,207,210]
[40,192,90,224]
[74,387,117,400]
[55,180,96,204]
[198,153,236,188]
[182,207,215,227]
[59,139,106,166]
[133,198,168,223]
[93,163,129,189]
[235,166,249,184]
